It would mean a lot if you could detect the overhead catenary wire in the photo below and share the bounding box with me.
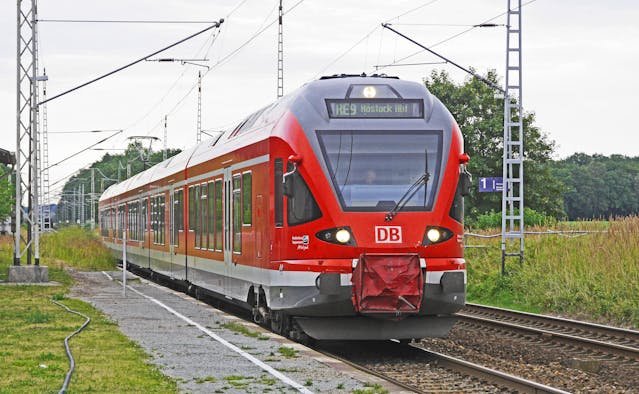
[39,19,224,106]
[311,0,442,79]
[38,19,219,24]
[44,130,123,171]
[373,0,538,73]
[139,0,307,140]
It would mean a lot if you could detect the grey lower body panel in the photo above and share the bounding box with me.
[295,315,459,340]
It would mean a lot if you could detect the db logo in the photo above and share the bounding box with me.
[375,226,402,243]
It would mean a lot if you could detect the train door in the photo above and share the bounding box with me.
[223,167,233,296]
[169,186,176,278]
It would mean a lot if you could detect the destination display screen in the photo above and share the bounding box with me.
[326,99,424,119]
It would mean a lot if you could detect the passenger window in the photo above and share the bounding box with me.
[195,185,201,248]
[286,163,322,226]
[208,182,215,250]
[232,175,242,253]
[188,186,196,231]
[214,180,223,250]
[242,172,252,225]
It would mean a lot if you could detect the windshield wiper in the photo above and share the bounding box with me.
[385,172,430,221]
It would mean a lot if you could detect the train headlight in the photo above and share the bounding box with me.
[423,226,454,246]
[362,85,377,98]
[335,229,351,244]
[426,228,441,243]
[316,227,356,246]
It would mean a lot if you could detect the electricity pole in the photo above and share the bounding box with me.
[163,115,168,161]
[501,0,525,273]
[277,0,284,98]
[14,0,41,266]
[91,168,95,230]
[197,71,202,143]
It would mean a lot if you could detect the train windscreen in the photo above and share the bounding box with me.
[317,130,442,211]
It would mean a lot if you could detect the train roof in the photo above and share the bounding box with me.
[100,75,437,202]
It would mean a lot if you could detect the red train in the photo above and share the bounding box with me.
[99,74,471,341]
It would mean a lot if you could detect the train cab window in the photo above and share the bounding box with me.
[207,182,215,250]
[214,180,223,251]
[173,189,183,247]
[286,163,322,226]
[242,172,252,226]
[232,174,242,253]
[274,159,283,227]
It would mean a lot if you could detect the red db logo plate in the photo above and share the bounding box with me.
[375,226,402,243]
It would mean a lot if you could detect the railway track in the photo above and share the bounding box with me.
[458,303,639,361]
[317,340,568,393]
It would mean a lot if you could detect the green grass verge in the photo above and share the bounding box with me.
[466,217,639,327]
[0,228,177,393]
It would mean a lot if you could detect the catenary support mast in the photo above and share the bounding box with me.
[277,0,284,98]
[501,0,525,273]
[15,0,41,265]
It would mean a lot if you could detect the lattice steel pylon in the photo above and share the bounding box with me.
[277,0,284,98]
[501,0,524,273]
[15,0,41,265]
[40,68,51,231]
[196,71,202,143]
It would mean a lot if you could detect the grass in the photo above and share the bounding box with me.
[277,346,299,358]
[221,321,269,340]
[352,383,389,394]
[466,217,639,327]
[0,227,178,393]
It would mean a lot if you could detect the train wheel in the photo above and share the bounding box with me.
[270,310,290,337]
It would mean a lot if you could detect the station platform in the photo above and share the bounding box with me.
[71,270,411,393]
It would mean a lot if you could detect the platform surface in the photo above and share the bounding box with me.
[71,270,411,393]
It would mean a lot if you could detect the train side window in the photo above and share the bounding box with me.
[188,186,196,232]
[274,159,283,227]
[173,189,183,247]
[151,197,157,244]
[286,163,322,226]
[161,195,166,245]
[214,180,223,251]
[232,174,242,253]
[242,172,252,226]
[201,184,208,249]
[208,182,215,250]
[141,198,148,242]
[194,185,201,248]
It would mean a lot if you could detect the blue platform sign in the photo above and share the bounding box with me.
[479,177,503,193]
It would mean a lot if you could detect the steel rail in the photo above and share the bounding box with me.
[465,303,639,337]
[459,304,639,360]
[410,345,569,394]
[313,346,426,394]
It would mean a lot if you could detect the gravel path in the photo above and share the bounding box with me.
[70,271,399,393]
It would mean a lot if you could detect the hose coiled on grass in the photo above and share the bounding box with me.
[51,300,91,394]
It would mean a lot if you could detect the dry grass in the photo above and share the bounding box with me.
[466,217,639,327]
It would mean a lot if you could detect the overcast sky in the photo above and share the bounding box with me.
[1,0,638,201]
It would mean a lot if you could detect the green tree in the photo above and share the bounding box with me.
[57,144,181,224]
[424,70,565,220]
[0,165,14,221]
[552,153,639,219]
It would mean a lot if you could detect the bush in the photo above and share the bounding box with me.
[467,208,557,230]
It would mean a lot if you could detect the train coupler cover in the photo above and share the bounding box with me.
[351,253,423,316]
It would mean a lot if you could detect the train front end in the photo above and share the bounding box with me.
[269,75,470,340]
